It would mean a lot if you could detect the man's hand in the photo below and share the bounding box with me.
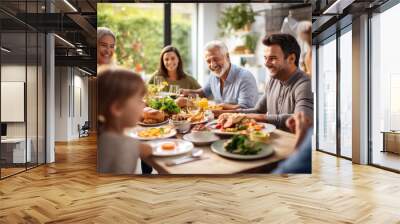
[285,116,296,133]
[218,103,240,110]
[212,109,226,118]
[180,89,191,97]
[286,112,312,148]
[245,113,267,122]
[211,104,240,118]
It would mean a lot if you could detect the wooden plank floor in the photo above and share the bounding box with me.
[0,135,400,224]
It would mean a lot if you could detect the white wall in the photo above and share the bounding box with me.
[54,67,89,141]
[1,64,46,164]
[197,3,220,86]
[1,65,37,137]
[202,3,270,93]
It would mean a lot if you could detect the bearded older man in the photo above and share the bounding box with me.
[181,40,259,109]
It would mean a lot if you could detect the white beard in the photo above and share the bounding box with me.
[213,63,229,78]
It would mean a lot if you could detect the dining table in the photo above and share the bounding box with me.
[139,124,297,174]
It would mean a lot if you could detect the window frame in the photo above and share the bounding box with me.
[367,0,400,173]
[314,20,353,161]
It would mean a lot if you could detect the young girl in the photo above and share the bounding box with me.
[97,67,152,174]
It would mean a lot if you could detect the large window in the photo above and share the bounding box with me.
[97,3,197,80]
[0,0,46,179]
[317,36,337,154]
[339,27,352,158]
[316,25,353,159]
[97,3,164,78]
[172,3,197,78]
[370,2,400,171]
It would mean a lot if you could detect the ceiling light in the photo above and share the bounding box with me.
[54,34,75,48]
[323,0,355,15]
[1,47,11,53]
[63,0,78,12]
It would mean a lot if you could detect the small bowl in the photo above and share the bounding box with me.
[170,119,191,133]
[183,131,220,146]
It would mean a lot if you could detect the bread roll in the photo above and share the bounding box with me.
[143,107,165,123]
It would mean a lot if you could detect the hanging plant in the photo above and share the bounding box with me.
[218,3,257,36]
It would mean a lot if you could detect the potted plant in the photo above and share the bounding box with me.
[243,33,259,54]
[218,3,257,36]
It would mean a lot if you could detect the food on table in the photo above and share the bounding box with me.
[142,107,166,124]
[216,113,264,132]
[137,126,172,138]
[224,135,262,155]
[197,98,209,110]
[161,142,176,150]
[148,97,180,115]
[188,110,204,123]
[192,124,211,132]
[171,113,190,121]
[171,111,205,123]
[249,131,270,142]
[207,104,224,110]
[175,96,187,108]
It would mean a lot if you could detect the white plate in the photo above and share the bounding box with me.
[211,140,274,160]
[206,121,276,136]
[183,132,220,146]
[138,119,169,127]
[150,139,194,157]
[129,125,177,141]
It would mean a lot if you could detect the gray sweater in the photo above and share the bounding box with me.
[97,131,140,174]
[241,69,313,130]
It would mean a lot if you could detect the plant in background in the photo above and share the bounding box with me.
[218,3,257,36]
[98,4,191,76]
[242,33,259,54]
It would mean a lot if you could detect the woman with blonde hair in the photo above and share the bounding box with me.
[97,27,116,66]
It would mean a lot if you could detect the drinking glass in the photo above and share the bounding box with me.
[187,93,200,115]
[169,85,180,99]
[154,76,164,93]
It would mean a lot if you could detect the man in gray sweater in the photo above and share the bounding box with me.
[219,33,313,131]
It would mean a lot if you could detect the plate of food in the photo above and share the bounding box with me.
[171,111,208,125]
[150,139,194,157]
[207,113,276,135]
[129,125,176,140]
[211,135,274,160]
[138,107,169,127]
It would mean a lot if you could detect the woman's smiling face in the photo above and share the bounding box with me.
[163,51,179,73]
[97,35,115,65]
